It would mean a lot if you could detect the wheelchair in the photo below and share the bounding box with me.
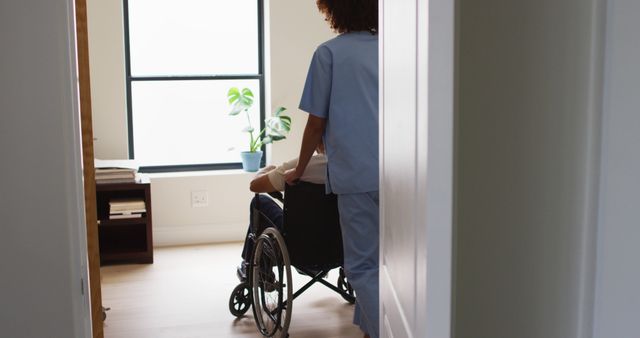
[228,181,356,337]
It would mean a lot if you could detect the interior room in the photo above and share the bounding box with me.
[86,0,361,337]
[88,0,333,247]
[2,0,640,338]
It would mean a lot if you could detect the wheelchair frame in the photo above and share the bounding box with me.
[228,188,356,338]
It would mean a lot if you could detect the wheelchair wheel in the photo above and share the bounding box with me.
[338,267,356,304]
[251,228,293,337]
[229,282,251,317]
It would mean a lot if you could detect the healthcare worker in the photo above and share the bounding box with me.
[284,1,379,337]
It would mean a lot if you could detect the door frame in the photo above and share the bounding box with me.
[379,0,455,337]
[75,0,104,337]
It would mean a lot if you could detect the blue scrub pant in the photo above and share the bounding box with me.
[337,191,380,338]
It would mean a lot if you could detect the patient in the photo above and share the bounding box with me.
[236,142,327,281]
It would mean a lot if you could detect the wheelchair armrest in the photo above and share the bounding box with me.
[267,191,284,203]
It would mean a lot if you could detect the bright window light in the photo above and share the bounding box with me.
[128,0,259,76]
[131,80,260,166]
[124,0,264,171]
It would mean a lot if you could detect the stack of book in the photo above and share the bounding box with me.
[109,198,146,219]
[95,159,139,184]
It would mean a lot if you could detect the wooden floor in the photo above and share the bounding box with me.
[101,243,362,338]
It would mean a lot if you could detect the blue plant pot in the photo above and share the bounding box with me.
[240,151,263,172]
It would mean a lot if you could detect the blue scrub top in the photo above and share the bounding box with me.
[299,31,379,194]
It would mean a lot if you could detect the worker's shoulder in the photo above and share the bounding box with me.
[316,32,377,60]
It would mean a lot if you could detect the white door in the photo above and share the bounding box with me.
[379,0,454,337]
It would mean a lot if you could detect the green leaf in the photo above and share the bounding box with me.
[266,113,292,133]
[262,136,273,144]
[228,87,254,115]
[227,87,240,104]
[273,106,287,116]
[265,118,277,131]
[279,116,291,131]
[269,134,286,141]
[240,96,254,108]
[241,88,254,99]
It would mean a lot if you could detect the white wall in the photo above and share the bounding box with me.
[593,0,640,337]
[86,0,128,159]
[0,0,91,337]
[454,1,603,337]
[86,0,334,246]
[268,0,335,165]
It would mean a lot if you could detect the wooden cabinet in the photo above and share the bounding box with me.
[96,181,153,265]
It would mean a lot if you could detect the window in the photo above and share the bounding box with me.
[124,0,265,172]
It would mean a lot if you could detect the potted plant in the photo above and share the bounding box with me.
[227,87,291,172]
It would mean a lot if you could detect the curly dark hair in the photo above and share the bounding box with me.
[316,0,378,34]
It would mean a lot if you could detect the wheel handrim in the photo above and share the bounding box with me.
[251,228,292,337]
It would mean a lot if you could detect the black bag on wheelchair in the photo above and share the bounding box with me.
[281,181,344,270]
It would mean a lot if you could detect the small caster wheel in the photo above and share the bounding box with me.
[101,306,110,321]
[337,268,356,304]
[229,282,251,317]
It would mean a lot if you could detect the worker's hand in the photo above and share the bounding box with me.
[284,167,303,185]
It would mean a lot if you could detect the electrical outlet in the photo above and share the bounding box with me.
[191,190,209,208]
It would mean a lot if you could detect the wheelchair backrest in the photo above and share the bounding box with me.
[282,181,343,268]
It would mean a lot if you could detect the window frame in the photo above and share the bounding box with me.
[122,0,266,173]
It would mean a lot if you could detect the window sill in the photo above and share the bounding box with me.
[141,168,254,180]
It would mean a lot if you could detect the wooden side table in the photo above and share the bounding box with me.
[96,181,153,265]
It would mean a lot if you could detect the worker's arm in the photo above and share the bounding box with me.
[284,115,326,184]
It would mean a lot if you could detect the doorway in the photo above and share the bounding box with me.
[78,0,362,337]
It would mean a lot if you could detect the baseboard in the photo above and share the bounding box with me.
[153,222,247,247]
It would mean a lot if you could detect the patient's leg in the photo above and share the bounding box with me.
[238,195,284,281]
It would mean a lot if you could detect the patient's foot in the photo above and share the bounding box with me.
[236,261,250,282]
